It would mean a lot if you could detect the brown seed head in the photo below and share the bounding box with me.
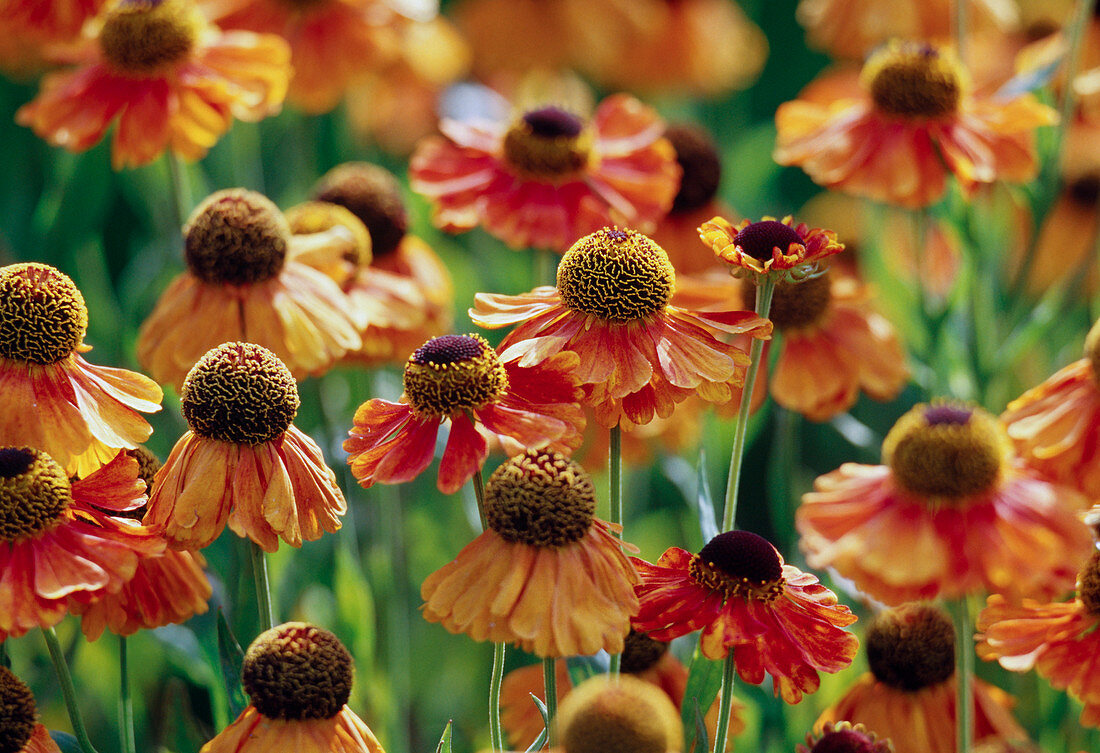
[241,622,353,721]
[0,263,88,364]
[484,450,596,548]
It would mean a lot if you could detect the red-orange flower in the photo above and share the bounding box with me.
[0,262,162,477]
[774,40,1056,208]
[470,227,772,428]
[345,334,584,494]
[699,215,844,282]
[16,0,290,169]
[632,530,859,704]
[798,402,1094,605]
[0,0,105,46]
[409,94,680,252]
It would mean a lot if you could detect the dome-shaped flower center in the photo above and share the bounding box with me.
[800,722,891,753]
[866,603,955,691]
[502,106,591,180]
[556,675,682,753]
[744,270,832,330]
[665,123,721,213]
[99,0,200,75]
[1077,550,1100,616]
[184,189,290,286]
[0,665,36,753]
[733,220,806,262]
[0,263,88,365]
[1085,318,1100,386]
[557,228,675,321]
[285,201,373,268]
[882,402,1009,499]
[1068,175,1100,209]
[241,622,353,721]
[402,334,508,416]
[181,342,300,445]
[484,450,596,548]
[312,163,409,258]
[620,629,669,674]
[863,41,962,119]
[0,447,72,543]
[688,530,785,603]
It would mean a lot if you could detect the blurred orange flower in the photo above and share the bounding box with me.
[699,215,844,282]
[0,0,105,46]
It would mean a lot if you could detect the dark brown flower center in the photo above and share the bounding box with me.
[502,107,591,180]
[665,123,721,213]
[556,676,682,753]
[241,622,353,721]
[99,0,199,74]
[733,220,805,262]
[484,450,596,548]
[184,189,289,286]
[402,334,508,416]
[865,41,962,119]
[312,163,409,258]
[1077,550,1100,616]
[801,722,892,753]
[0,665,36,753]
[0,263,88,365]
[0,447,72,543]
[744,270,832,329]
[620,629,669,674]
[1068,175,1100,209]
[557,227,674,321]
[866,603,954,691]
[689,530,785,603]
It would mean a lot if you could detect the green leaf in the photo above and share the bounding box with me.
[691,699,709,753]
[694,448,719,544]
[435,720,453,753]
[524,695,550,753]
[216,609,248,717]
[681,645,722,753]
[48,731,83,753]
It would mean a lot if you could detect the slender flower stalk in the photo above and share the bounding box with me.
[166,151,191,233]
[951,598,975,753]
[609,423,623,677]
[43,627,101,753]
[250,540,275,630]
[543,657,558,747]
[712,653,738,753]
[469,463,507,752]
[119,635,136,753]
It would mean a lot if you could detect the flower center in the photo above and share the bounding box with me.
[285,201,373,268]
[502,106,591,180]
[402,334,508,416]
[484,450,596,548]
[802,722,890,753]
[1085,318,1100,386]
[312,163,409,258]
[181,342,300,445]
[882,402,1010,499]
[866,603,955,691]
[743,270,832,330]
[241,622,353,721]
[733,220,806,262]
[99,0,200,75]
[1077,550,1100,616]
[665,123,721,213]
[556,228,675,321]
[184,189,290,286]
[619,629,669,674]
[556,676,682,753]
[863,41,962,119]
[0,666,36,753]
[688,530,785,603]
[0,447,72,543]
[1068,175,1100,209]
[0,263,88,365]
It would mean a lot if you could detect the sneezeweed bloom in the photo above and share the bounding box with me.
[420,450,639,656]
[0,447,164,640]
[0,666,62,753]
[799,401,1094,605]
[977,550,1100,727]
[201,622,384,753]
[632,530,859,703]
[819,603,1028,752]
[797,722,893,753]
[345,335,585,494]
[144,342,346,552]
[16,0,290,169]
[0,0,105,49]
[553,675,682,753]
[0,263,162,477]
[471,227,772,428]
[773,40,1057,208]
[409,95,681,252]
[700,215,844,283]
[137,188,363,388]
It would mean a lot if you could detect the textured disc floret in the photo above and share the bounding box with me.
[241,622,353,721]
[1078,550,1100,616]
[746,270,832,330]
[0,447,72,543]
[733,220,806,262]
[863,41,962,119]
[798,722,893,753]
[866,603,955,691]
[484,450,597,548]
[0,665,36,753]
[556,675,682,753]
[181,342,300,445]
[99,0,200,74]
[883,402,1009,499]
[689,530,786,602]
[312,163,409,257]
[0,263,88,364]
[184,189,290,286]
[665,124,722,213]
[557,228,675,321]
[619,629,669,674]
[402,334,508,416]
[502,106,592,179]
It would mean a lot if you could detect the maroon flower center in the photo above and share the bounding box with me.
[733,220,804,262]
[0,448,35,479]
[698,530,783,583]
[923,404,972,425]
[665,124,721,213]
[1068,175,1100,208]
[810,729,879,753]
[403,334,508,416]
[522,107,584,138]
[502,107,591,179]
[411,335,486,365]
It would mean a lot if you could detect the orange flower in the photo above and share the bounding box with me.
[0,0,105,45]
[144,342,346,552]
[0,262,162,477]
[137,189,363,388]
[0,447,164,641]
[798,402,1094,605]
[470,227,772,428]
[977,551,1100,727]
[345,335,585,494]
[774,40,1056,208]
[632,530,859,704]
[16,0,289,169]
[0,666,63,753]
[421,451,639,657]
[699,215,844,282]
[201,623,385,753]
[452,0,573,81]
[409,94,680,252]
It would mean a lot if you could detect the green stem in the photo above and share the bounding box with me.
[951,598,974,753]
[721,275,776,532]
[536,247,555,288]
[42,627,101,753]
[954,0,967,65]
[119,636,136,753]
[489,641,507,752]
[472,467,489,532]
[165,151,191,232]
[609,423,623,676]
[543,657,558,748]
[250,540,276,630]
[711,653,737,753]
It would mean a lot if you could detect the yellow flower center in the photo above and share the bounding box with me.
[688,530,786,604]
[0,263,88,365]
[733,219,806,262]
[312,163,409,257]
[1077,550,1100,617]
[484,450,596,548]
[184,189,290,286]
[502,106,592,180]
[285,201,373,267]
[0,447,72,543]
[99,0,200,75]
[744,270,832,330]
[800,722,891,753]
[242,622,353,721]
[181,342,300,445]
[866,603,954,691]
[883,402,1010,499]
[557,228,675,321]
[556,675,682,753]
[665,123,721,213]
[619,629,669,674]
[863,41,963,119]
[1084,318,1100,386]
[402,334,508,416]
[0,665,36,753]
